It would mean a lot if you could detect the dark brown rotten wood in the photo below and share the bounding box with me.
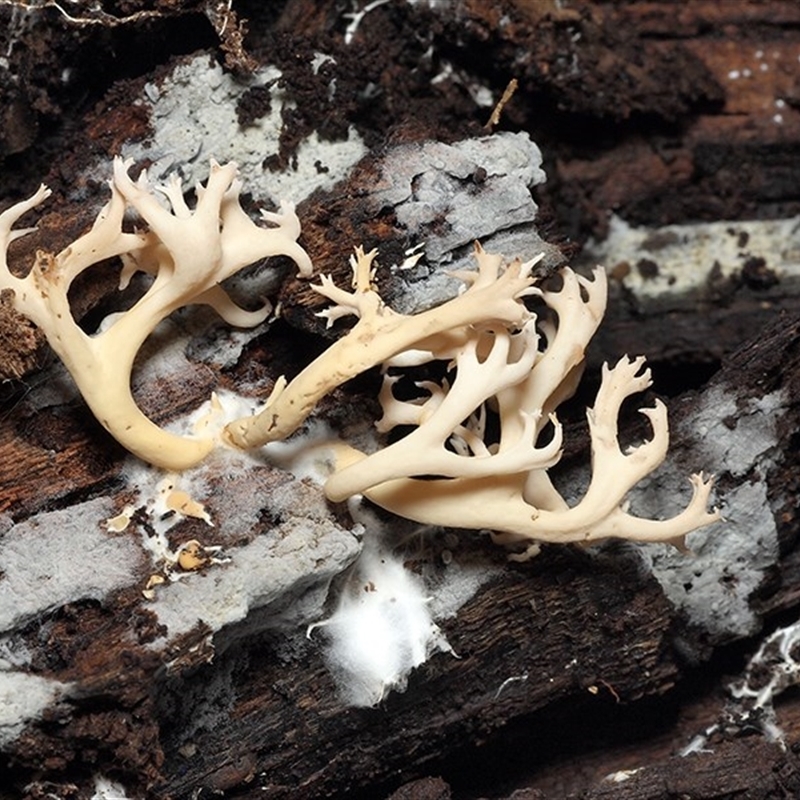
[151,554,679,798]
[154,314,800,799]
[3,308,799,800]
[577,738,800,799]
[2,1,800,799]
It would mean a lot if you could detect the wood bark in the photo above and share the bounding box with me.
[1,1,800,798]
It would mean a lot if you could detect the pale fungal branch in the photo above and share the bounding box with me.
[328,448,719,555]
[450,404,490,458]
[314,247,381,326]
[508,267,608,516]
[324,323,564,502]
[0,158,311,470]
[374,374,434,432]
[223,243,537,450]
[499,266,607,441]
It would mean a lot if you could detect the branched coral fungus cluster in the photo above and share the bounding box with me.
[0,160,720,553]
[0,158,311,470]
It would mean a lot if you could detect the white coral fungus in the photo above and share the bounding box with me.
[316,246,721,556]
[0,158,311,470]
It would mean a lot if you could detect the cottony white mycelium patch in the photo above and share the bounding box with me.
[308,527,454,707]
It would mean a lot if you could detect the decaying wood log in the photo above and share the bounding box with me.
[2,1,800,799]
[151,550,679,798]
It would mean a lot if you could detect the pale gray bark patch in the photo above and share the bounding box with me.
[636,386,785,640]
[0,498,142,631]
[0,670,70,748]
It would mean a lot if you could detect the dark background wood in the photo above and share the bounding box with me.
[2,2,800,798]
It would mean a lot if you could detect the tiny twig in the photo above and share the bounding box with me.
[484,78,519,130]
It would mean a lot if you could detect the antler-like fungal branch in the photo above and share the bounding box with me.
[0,159,312,470]
[224,243,539,449]
[325,322,563,502]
